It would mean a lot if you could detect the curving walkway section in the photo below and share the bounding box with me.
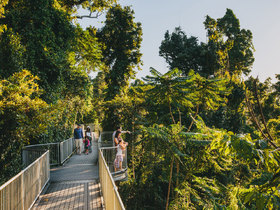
[32,142,103,210]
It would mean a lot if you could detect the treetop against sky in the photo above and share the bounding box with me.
[78,0,280,82]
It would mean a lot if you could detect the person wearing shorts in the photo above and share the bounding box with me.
[114,132,128,171]
[114,151,123,170]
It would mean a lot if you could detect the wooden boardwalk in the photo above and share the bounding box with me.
[32,142,103,210]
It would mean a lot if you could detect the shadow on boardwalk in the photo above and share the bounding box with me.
[32,142,103,210]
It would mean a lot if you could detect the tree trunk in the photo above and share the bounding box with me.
[175,159,179,198]
[168,99,176,124]
[244,89,278,148]
[177,108,181,127]
[72,111,78,133]
[132,120,136,179]
[166,155,174,210]
[253,80,278,148]
[188,104,199,131]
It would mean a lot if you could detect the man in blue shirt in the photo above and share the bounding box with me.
[74,124,83,155]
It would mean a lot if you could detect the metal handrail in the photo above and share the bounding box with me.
[98,131,128,181]
[98,131,114,147]
[60,138,76,164]
[100,147,128,176]
[0,151,50,210]
[99,149,125,210]
[22,137,76,166]
[24,142,60,147]
[23,143,60,166]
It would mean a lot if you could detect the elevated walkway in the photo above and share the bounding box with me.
[32,141,103,210]
[0,132,125,210]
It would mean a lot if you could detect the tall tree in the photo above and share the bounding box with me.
[186,73,230,131]
[98,4,142,99]
[98,4,142,130]
[159,9,254,78]
[159,27,203,76]
[1,0,75,102]
[204,8,255,77]
[70,25,104,74]
[143,67,195,125]
[0,70,51,184]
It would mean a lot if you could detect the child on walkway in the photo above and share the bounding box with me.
[85,126,92,153]
[84,136,90,155]
[114,132,128,171]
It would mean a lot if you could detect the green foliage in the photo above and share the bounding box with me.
[159,27,203,76]
[273,74,280,98]
[143,68,195,124]
[98,4,143,130]
[244,76,280,142]
[190,72,230,111]
[0,28,25,78]
[158,9,254,135]
[0,0,8,18]
[0,0,107,184]
[98,4,142,99]
[0,70,51,184]
[70,25,104,73]
[141,68,230,130]
[119,114,280,209]
[60,0,117,11]
[159,9,254,78]
[0,70,50,141]
[84,71,107,125]
[204,9,254,77]
[2,0,75,102]
[267,117,280,143]
[207,82,247,133]
[0,0,9,33]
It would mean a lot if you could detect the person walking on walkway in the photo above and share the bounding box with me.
[85,126,92,153]
[74,124,83,155]
[84,136,90,155]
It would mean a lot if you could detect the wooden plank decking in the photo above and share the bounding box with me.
[32,142,103,210]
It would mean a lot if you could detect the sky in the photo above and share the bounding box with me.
[78,0,280,83]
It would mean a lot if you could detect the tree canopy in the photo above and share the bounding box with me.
[0,2,279,209]
[159,9,254,78]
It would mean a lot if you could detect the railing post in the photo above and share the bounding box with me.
[113,185,116,210]
[22,149,27,168]
[59,142,62,165]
